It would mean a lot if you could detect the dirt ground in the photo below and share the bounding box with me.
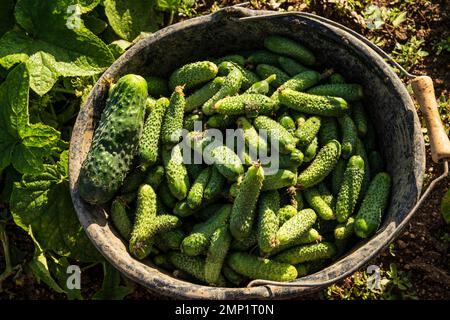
[0,0,449,300]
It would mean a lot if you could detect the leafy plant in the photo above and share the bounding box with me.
[391,36,429,71]
[362,4,406,30]
[441,188,450,224]
[434,36,450,55]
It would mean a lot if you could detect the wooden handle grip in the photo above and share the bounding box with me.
[411,76,450,163]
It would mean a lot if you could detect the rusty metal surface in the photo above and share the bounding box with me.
[68,6,425,299]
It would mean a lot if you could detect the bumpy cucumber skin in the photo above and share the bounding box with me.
[162,144,190,200]
[139,97,170,165]
[145,76,169,97]
[228,252,298,282]
[79,74,147,205]
[295,116,321,148]
[329,73,346,84]
[270,228,321,256]
[202,66,243,115]
[278,56,309,76]
[247,50,281,66]
[354,172,391,238]
[331,158,346,196]
[230,227,258,251]
[205,226,232,285]
[206,114,237,129]
[302,137,318,163]
[338,114,357,159]
[217,61,260,91]
[237,117,268,157]
[245,74,277,95]
[317,182,334,208]
[161,87,185,145]
[129,184,178,259]
[169,61,218,90]
[262,169,297,191]
[279,89,348,117]
[111,198,132,240]
[209,145,244,181]
[308,84,364,101]
[153,254,174,270]
[278,149,304,170]
[334,217,355,240]
[203,166,227,202]
[354,138,371,200]
[144,165,165,189]
[214,94,277,117]
[187,167,211,209]
[158,181,178,208]
[352,102,368,137]
[276,208,317,247]
[304,188,334,220]
[120,164,149,195]
[272,71,321,102]
[169,252,226,286]
[183,114,202,132]
[277,205,298,226]
[146,97,156,116]
[256,64,290,88]
[185,77,225,112]
[257,190,281,254]
[274,242,336,264]
[154,228,185,251]
[230,164,265,240]
[222,264,247,286]
[319,117,339,147]
[278,114,296,133]
[254,115,297,153]
[264,35,316,66]
[181,204,232,256]
[173,200,197,217]
[369,151,384,175]
[335,155,365,223]
[213,55,246,66]
[297,140,341,189]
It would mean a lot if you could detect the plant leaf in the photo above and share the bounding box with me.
[391,11,407,28]
[10,151,102,262]
[28,227,65,294]
[441,188,450,224]
[92,262,135,300]
[0,0,114,95]
[104,0,160,41]
[48,255,84,300]
[157,0,182,11]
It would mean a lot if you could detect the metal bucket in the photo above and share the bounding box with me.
[69,6,449,299]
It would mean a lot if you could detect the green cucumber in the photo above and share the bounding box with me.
[257,190,281,253]
[308,84,364,101]
[139,97,170,165]
[256,64,290,88]
[338,114,357,159]
[264,35,316,66]
[245,74,277,95]
[279,89,348,117]
[214,94,277,117]
[161,86,185,145]
[79,74,147,205]
[278,56,309,76]
[162,144,190,200]
[304,188,334,220]
[110,198,132,240]
[274,242,336,264]
[262,169,297,191]
[205,226,232,285]
[276,208,317,247]
[297,140,341,189]
[169,61,218,90]
[145,76,169,97]
[185,77,225,112]
[187,167,211,209]
[319,117,339,146]
[295,116,321,148]
[354,172,391,238]
[230,163,265,240]
[253,115,297,154]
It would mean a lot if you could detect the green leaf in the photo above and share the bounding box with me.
[0,0,114,95]
[0,0,15,37]
[28,227,65,294]
[104,0,160,41]
[10,151,102,262]
[391,11,407,28]
[441,188,450,224]
[157,0,182,11]
[92,262,135,300]
[48,255,84,300]
[0,63,62,174]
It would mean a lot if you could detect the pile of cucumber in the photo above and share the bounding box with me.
[78,35,391,286]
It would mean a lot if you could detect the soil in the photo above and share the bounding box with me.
[0,0,449,300]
